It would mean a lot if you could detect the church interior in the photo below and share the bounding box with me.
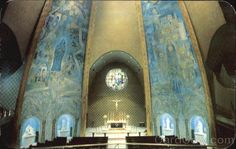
[0,0,235,148]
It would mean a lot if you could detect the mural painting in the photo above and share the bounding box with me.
[20,0,91,146]
[142,1,209,142]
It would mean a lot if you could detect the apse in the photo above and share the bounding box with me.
[87,62,145,128]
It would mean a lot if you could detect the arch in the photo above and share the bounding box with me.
[159,113,175,136]
[87,61,146,128]
[89,50,143,87]
[206,23,236,76]
[190,116,208,144]
[56,114,75,138]
[20,116,40,148]
[86,50,146,130]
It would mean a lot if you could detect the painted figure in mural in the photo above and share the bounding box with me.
[166,44,178,72]
[64,54,76,75]
[51,39,66,72]
[34,64,48,83]
[40,12,61,40]
[166,44,182,94]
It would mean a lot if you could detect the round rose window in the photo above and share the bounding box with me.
[105,68,128,91]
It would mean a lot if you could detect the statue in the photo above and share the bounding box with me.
[59,119,69,137]
[61,119,67,131]
[23,125,36,137]
[196,120,204,134]
[165,117,171,130]
[21,125,36,148]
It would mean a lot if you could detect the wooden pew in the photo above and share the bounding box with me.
[126,136,159,149]
[126,136,207,149]
[53,137,67,146]
[30,137,108,149]
[69,137,108,148]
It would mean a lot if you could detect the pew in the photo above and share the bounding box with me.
[126,136,160,149]
[53,137,67,146]
[126,136,207,149]
[69,137,108,148]
[29,137,108,149]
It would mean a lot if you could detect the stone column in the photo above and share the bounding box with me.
[175,118,180,137]
[73,118,80,137]
[41,120,46,142]
[156,115,161,136]
[185,119,190,139]
[153,117,158,135]
[51,119,56,139]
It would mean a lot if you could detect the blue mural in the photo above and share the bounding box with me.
[20,117,40,148]
[20,0,91,142]
[142,1,209,137]
[160,113,175,136]
[56,114,75,137]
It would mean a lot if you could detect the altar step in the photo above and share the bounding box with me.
[86,126,146,148]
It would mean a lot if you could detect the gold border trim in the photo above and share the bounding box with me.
[80,0,97,136]
[136,0,153,135]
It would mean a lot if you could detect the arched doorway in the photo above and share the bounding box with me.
[86,51,146,136]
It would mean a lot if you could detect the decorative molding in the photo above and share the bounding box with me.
[80,0,97,136]
[135,0,152,135]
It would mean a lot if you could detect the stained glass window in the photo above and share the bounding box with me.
[105,68,128,91]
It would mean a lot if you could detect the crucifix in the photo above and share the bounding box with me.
[112,99,122,111]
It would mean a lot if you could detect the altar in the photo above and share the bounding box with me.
[103,111,129,129]
[86,98,146,148]
[107,120,127,129]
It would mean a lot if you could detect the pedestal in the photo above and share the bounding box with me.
[59,130,69,137]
